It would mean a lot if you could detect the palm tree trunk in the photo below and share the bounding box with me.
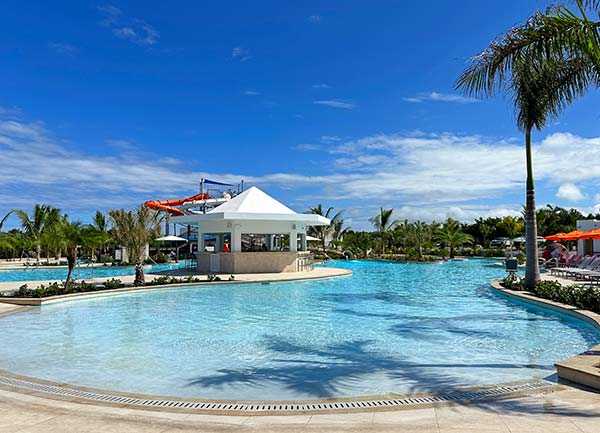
[524,128,540,289]
[134,263,145,286]
[64,250,76,291]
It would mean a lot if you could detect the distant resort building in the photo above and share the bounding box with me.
[147,181,330,274]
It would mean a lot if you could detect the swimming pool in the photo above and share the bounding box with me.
[0,259,597,400]
[0,262,189,282]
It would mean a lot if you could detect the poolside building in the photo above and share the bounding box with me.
[172,186,330,274]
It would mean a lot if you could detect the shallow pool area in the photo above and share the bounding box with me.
[0,259,597,401]
[0,262,188,282]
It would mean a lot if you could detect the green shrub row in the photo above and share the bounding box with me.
[1,273,236,298]
[501,278,600,313]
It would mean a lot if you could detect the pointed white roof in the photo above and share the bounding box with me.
[172,186,330,226]
[207,186,295,215]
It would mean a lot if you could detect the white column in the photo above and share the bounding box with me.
[300,233,307,252]
[198,232,205,252]
[232,226,242,252]
[290,226,298,252]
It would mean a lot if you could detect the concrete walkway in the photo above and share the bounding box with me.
[0,385,598,432]
[0,267,351,296]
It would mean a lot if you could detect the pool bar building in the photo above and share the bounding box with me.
[171,186,330,274]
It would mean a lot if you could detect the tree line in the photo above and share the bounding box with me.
[0,205,161,287]
[308,204,592,260]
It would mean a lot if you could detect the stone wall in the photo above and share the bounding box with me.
[197,252,310,273]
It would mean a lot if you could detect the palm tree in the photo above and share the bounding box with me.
[435,218,474,259]
[60,219,85,290]
[369,208,398,255]
[307,205,346,252]
[411,221,430,258]
[14,205,61,264]
[456,2,600,288]
[92,211,113,259]
[108,206,161,286]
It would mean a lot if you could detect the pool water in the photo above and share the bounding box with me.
[0,262,189,282]
[0,259,597,400]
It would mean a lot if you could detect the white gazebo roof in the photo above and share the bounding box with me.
[172,187,330,226]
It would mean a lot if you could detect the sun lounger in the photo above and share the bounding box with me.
[565,256,600,279]
[551,255,594,276]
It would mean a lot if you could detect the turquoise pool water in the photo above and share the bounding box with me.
[0,259,597,400]
[0,262,188,282]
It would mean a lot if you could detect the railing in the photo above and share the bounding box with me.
[297,255,314,272]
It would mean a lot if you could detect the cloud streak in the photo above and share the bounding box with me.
[97,5,159,46]
[314,100,356,109]
[403,92,480,104]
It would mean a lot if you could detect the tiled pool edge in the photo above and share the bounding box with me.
[0,368,557,415]
[490,280,600,391]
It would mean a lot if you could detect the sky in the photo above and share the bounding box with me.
[1,0,600,231]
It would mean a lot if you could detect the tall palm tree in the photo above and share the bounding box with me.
[369,208,398,254]
[435,219,474,259]
[108,206,161,286]
[14,205,61,264]
[456,9,599,288]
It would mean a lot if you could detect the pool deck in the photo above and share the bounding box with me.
[0,266,352,302]
[0,383,599,432]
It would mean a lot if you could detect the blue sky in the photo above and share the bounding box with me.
[1,0,600,230]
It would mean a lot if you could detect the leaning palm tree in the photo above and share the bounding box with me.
[456,12,599,288]
[435,219,474,259]
[108,206,161,286]
[369,208,398,255]
[14,205,61,264]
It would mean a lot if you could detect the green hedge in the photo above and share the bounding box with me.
[501,278,600,313]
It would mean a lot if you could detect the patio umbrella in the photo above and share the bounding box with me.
[306,235,321,241]
[544,232,567,241]
[560,230,588,241]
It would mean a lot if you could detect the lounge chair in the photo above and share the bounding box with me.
[565,256,600,279]
[551,255,594,277]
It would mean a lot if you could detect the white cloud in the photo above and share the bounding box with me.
[5,109,600,225]
[313,100,356,109]
[556,183,586,202]
[320,135,342,143]
[243,90,260,96]
[0,105,22,119]
[232,47,251,62]
[98,6,159,46]
[312,83,330,89]
[308,15,322,23]
[403,92,480,104]
[48,42,79,56]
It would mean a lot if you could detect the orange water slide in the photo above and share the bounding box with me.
[144,193,211,216]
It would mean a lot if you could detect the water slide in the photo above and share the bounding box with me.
[144,193,211,216]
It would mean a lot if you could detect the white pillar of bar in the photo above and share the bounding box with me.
[300,233,307,252]
[289,227,298,252]
[198,232,205,251]
[232,226,242,252]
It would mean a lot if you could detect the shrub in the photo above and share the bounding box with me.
[526,280,600,314]
[104,278,124,290]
